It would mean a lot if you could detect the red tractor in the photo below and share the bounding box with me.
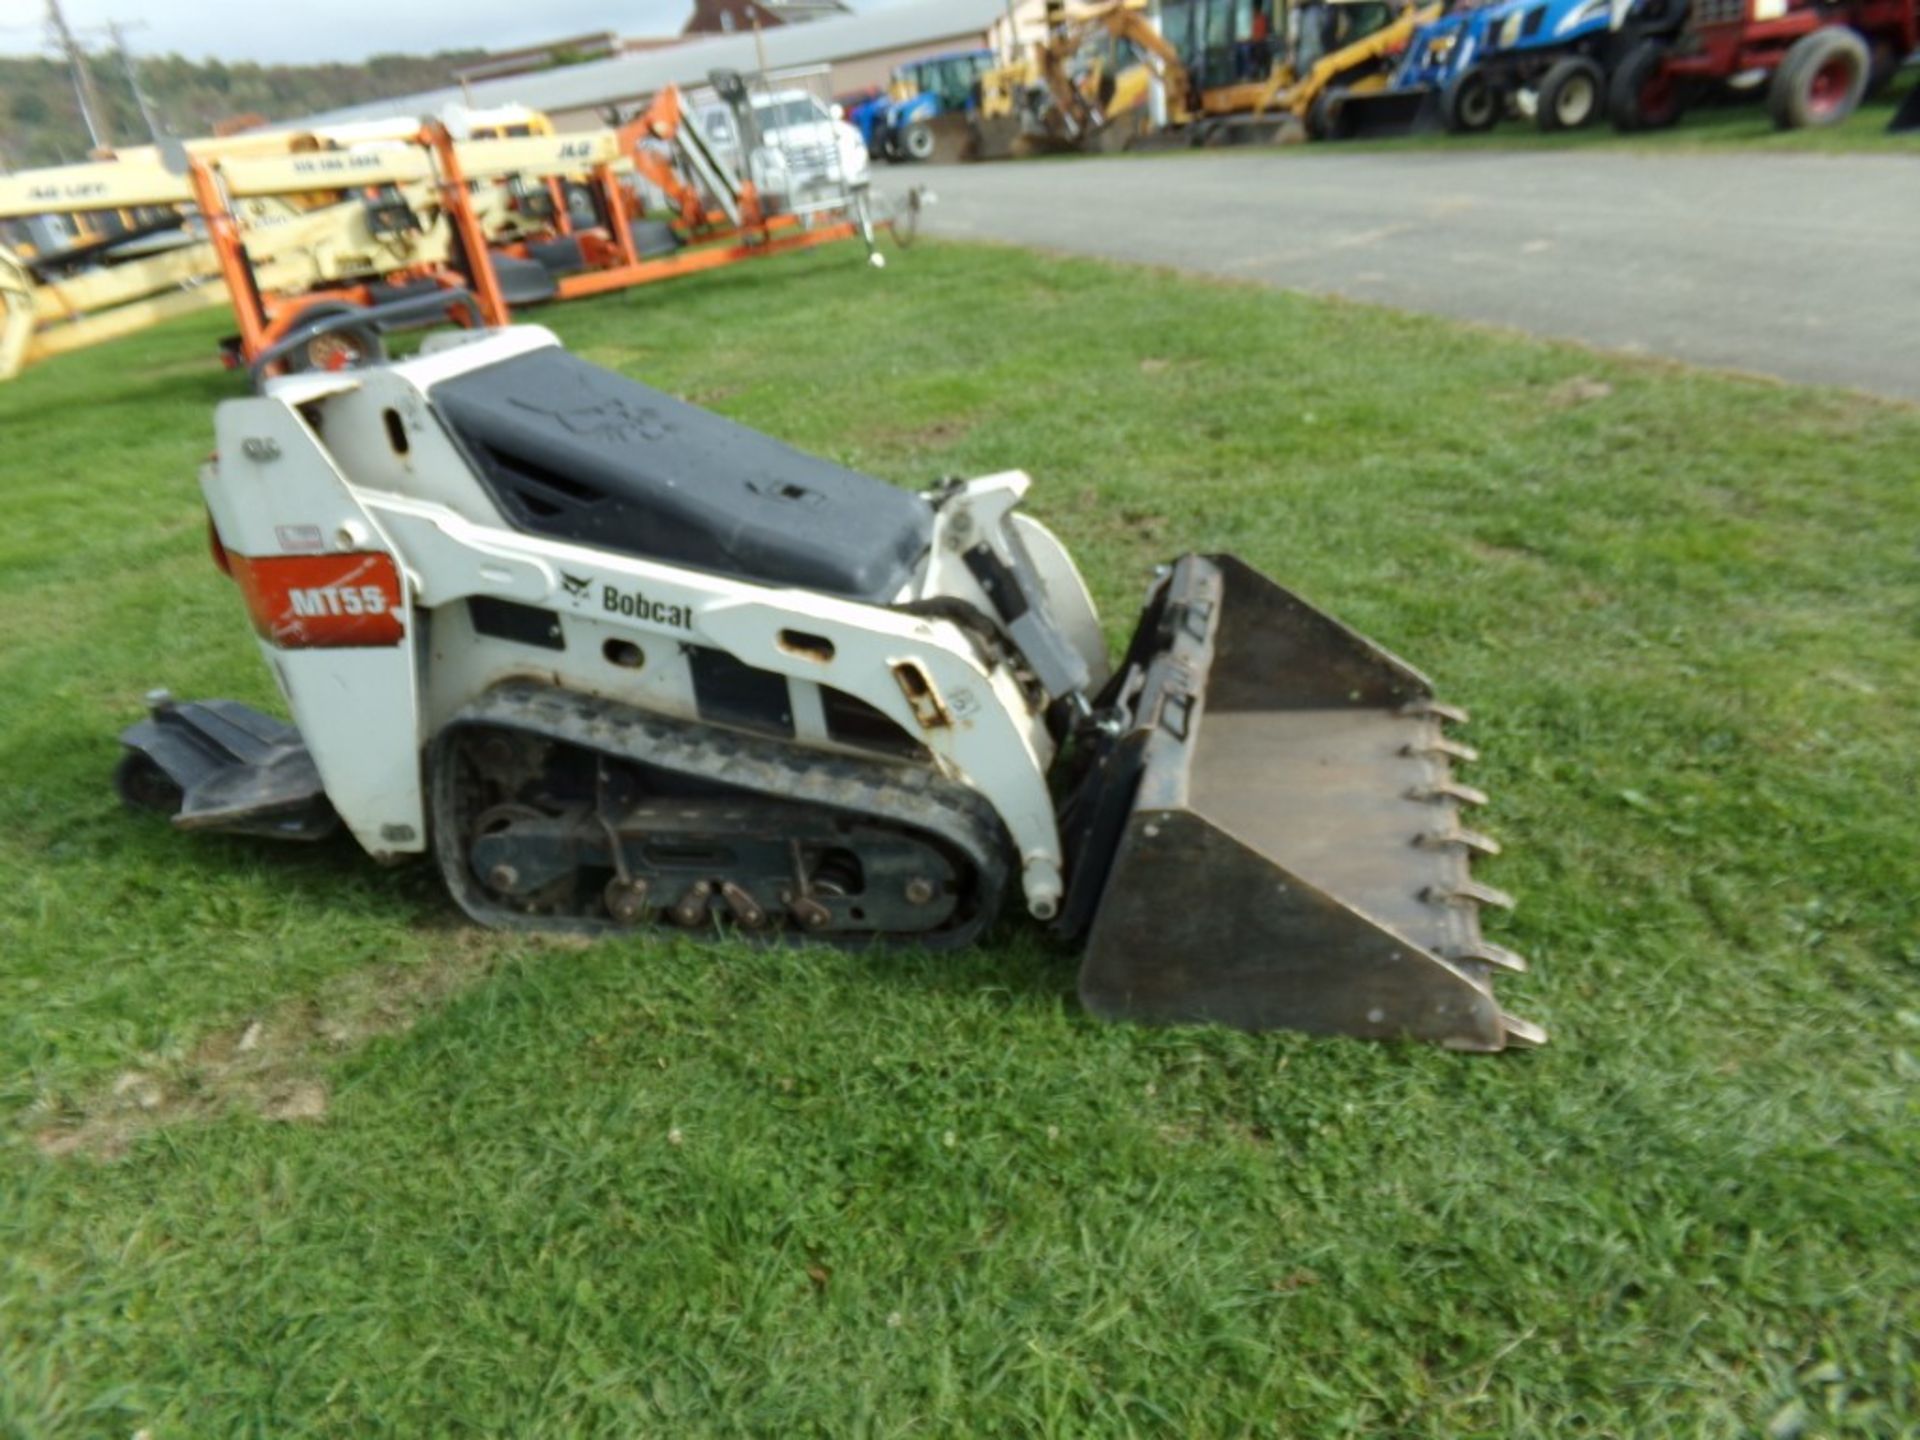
[1610,0,1918,131]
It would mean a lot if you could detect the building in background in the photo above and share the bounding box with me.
[448,2,858,93]
[682,0,854,34]
[287,0,1008,134]
[453,33,625,87]
[988,1,1053,58]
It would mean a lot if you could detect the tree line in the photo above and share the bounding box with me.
[0,48,486,169]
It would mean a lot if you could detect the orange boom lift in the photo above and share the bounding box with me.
[191,88,872,379]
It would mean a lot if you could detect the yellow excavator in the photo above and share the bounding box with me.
[973,0,1439,155]
[972,0,1197,158]
[1176,0,1441,141]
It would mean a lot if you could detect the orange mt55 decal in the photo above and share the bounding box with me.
[228,551,406,648]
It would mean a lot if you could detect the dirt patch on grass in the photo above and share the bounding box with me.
[882,417,972,451]
[31,927,515,1162]
[1544,376,1615,408]
[1463,536,1545,565]
[1487,375,1619,412]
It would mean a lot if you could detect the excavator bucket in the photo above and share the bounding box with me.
[966,114,1024,160]
[1067,555,1543,1051]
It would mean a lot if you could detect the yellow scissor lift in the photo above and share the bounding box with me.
[0,107,564,383]
[0,156,235,381]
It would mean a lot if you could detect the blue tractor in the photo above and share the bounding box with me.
[1329,0,1684,135]
[1325,1,1508,135]
[1436,0,1691,132]
[849,49,998,163]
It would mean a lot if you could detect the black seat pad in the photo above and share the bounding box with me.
[430,346,931,602]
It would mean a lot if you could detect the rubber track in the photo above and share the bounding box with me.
[430,679,1012,949]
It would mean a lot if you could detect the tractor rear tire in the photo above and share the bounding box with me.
[1441,68,1501,133]
[901,122,937,161]
[1609,40,1683,131]
[1537,56,1606,131]
[1767,27,1871,130]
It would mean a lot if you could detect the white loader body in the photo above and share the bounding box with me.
[125,324,1542,1050]
[201,325,1101,920]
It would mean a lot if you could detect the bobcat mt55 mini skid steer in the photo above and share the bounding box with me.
[118,320,1543,1051]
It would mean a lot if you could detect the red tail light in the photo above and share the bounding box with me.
[207,513,234,577]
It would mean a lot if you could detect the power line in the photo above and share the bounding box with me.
[46,0,115,151]
[108,19,166,141]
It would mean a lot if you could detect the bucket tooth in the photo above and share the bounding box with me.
[1409,779,1489,807]
[1449,939,1528,973]
[1403,737,1480,763]
[1065,553,1543,1052]
[1415,825,1502,857]
[1423,879,1516,911]
[1499,1013,1549,1048]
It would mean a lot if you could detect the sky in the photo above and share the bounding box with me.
[0,0,894,66]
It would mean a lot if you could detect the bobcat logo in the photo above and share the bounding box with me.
[561,573,592,600]
[512,394,669,444]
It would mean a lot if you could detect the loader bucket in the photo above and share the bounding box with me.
[921,113,975,165]
[965,115,1023,161]
[1333,87,1443,139]
[1066,555,1542,1051]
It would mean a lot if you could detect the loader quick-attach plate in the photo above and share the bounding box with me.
[1064,555,1543,1051]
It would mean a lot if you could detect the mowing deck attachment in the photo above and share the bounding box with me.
[1066,555,1543,1051]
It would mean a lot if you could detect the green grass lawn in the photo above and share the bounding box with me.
[3,241,1917,1436]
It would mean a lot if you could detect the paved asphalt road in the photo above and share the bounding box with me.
[911,150,1919,401]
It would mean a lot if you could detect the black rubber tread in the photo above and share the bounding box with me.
[1609,40,1682,132]
[1536,56,1606,133]
[430,680,1012,949]
[1768,27,1871,130]
[1441,68,1501,133]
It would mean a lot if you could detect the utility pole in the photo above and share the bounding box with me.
[750,17,770,82]
[46,0,115,152]
[109,20,165,142]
